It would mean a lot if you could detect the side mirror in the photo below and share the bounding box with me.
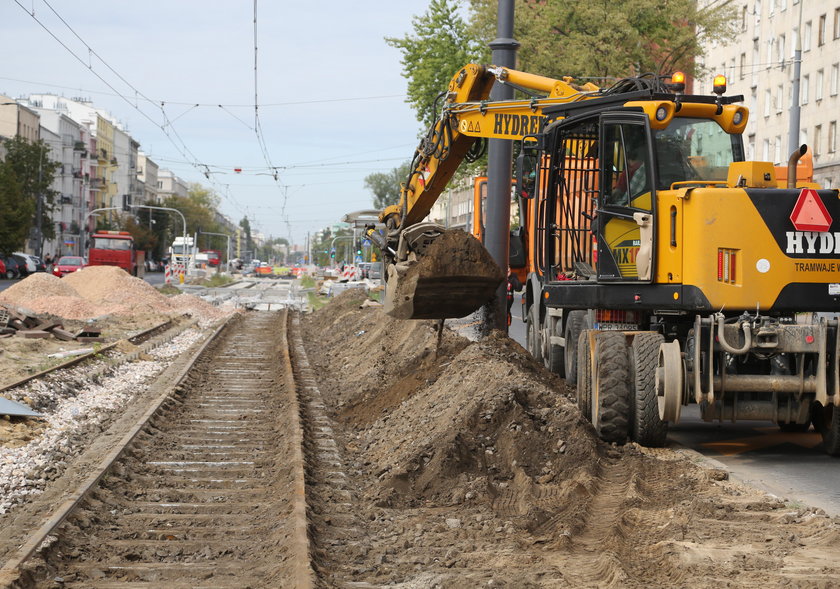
[516,140,541,200]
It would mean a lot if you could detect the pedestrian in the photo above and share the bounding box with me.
[44,253,53,271]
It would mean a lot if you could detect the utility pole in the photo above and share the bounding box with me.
[788,0,805,157]
[482,0,519,333]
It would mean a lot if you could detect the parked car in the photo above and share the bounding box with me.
[52,256,86,277]
[2,256,22,279]
[11,253,35,276]
[0,258,6,279]
[12,252,46,274]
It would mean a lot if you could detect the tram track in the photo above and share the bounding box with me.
[0,310,319,588]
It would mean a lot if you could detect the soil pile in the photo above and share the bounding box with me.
[302,290,840,587]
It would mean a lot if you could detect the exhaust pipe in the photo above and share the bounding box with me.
[787,144,808,188]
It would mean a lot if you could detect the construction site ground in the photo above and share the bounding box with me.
[300,289,840,587]
[1,274,839,587]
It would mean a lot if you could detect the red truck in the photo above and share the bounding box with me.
[88,231,144,277]
[200,249,222,267]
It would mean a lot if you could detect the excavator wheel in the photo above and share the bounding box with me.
[814,402,840,456]
[383,230,504,320]
[576,329,595,419]
[526,304,543,363]
[563,311,586,386]
[591,331,630,444]
[630,332,668,447]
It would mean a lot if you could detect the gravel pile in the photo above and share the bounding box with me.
[0,328,205,514]
[0,267,238,324]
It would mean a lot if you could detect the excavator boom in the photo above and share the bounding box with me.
[372,64,599,320]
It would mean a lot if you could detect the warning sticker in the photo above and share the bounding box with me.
[829,283,840,296]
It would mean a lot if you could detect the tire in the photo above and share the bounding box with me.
[526,305,543,363]
[778,421,810,433]
[576,329,594,420]
[563,311,586,386]
[543,315,564,376]
[630,332,668,447]
[5,270,14,280]
[813,402,840,456]
[592,331,631,444]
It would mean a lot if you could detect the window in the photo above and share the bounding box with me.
[755,0,762,26]
[830,121,837,153]
[802,74,810,104]
[831,64,839,96]
[804,21,812,51]
[819,14,826,46]
[774,136,782,164]
[815,125,822,156]
[799,129,808,148]
[763,138,771,160]
[776,84,784,112]
[748,134,756,160]
[778,34,786,62]
[764,88,772,116]
[742,5,748,31]
[740,53,747,79]
[817,69,824,101]
[766,38,774,67]
[752,41,760,85]
[835,8,840,39]
[780,0,787,11]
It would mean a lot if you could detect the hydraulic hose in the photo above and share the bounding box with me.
[714,313,752,354]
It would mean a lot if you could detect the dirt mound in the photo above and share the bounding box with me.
[63,266,172,310]
[301,294,840,587]
[0,273,81,303]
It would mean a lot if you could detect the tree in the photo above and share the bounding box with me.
[386,0,486,128]
[0,136,61,250]
[0,163,30,255]
[468,0,738,81]
[365,161,412,210]
[239,217,253,260]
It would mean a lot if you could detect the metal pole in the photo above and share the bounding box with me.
[788,0,804,157]
[483,0,519,333]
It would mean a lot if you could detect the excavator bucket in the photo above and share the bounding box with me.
[383,230,504,320]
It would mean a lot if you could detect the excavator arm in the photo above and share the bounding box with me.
[369,64,599,320]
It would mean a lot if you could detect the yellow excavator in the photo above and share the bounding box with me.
[370,63,840,455]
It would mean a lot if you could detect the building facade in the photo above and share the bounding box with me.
[699,0,840,188]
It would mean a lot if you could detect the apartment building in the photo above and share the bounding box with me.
[699,0,840,188]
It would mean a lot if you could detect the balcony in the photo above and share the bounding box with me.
[90,177,106,189]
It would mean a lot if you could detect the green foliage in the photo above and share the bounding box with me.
[202,273,234,287]
[122,215,158,252]
[0,136,60,253]
[157,284,182,295]
[468,0,739,81]
[240,216,253,257]
[365,161,412,210]
[0,164,31,255]
[386,0,486,128]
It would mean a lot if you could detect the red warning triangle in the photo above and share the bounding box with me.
[790,188,832,232]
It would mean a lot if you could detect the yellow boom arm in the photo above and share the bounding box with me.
[382,64,599,228]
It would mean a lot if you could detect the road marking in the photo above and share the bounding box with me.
[700,429,822,456]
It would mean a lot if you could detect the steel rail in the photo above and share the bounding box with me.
[0,316,234,588]
[0,317,181,395]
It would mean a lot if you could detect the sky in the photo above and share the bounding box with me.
[0,0,425,247]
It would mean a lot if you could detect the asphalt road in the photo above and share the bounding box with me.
[505,297,840,516]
